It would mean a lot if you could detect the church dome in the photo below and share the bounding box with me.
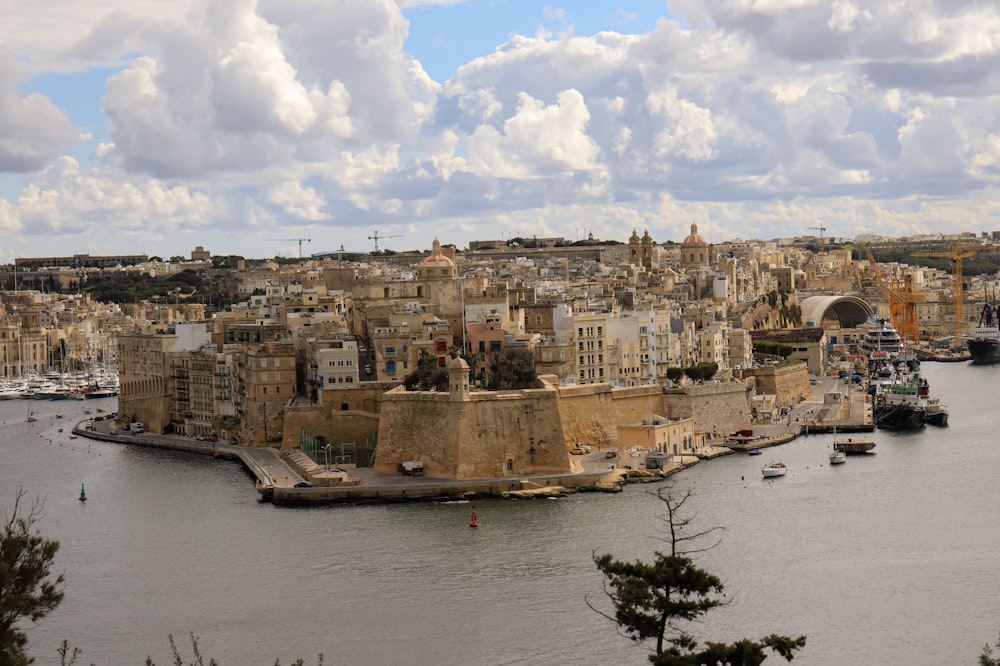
[682,223,707,246]
[422,238,454,266]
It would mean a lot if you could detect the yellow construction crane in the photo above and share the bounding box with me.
[864,247,926,342]
[912,241,976,348]
[267,237,312,258]
[368,230,401,253]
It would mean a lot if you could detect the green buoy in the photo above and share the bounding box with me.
[79,483,87,502]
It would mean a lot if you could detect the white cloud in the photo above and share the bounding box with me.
[0,50,82,173]
[464,89,601,178]
[5,0,1000,257]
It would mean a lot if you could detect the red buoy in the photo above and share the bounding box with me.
[469,505,478,528]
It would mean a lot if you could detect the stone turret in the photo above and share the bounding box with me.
[448,355,470,401]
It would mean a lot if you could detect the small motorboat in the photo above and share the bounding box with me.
[761,461,787,478]
[748,448,762,456]
[829,449,846,465]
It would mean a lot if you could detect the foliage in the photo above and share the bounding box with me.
[683,363,718,381]
[980,631,1000,666]
[487,348,537,390]
[401,350,448,392]
[752,340,793,358]
[665,367,685,382]
[590,484,806,665]
[0,490,65,666]
[144,633,324,666]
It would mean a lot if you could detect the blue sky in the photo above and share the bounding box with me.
[1,0,999,261]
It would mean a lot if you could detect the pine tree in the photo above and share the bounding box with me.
[591,484,806,665]
[0,490,65,666]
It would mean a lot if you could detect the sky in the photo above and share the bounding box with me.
[2,0,1000,262]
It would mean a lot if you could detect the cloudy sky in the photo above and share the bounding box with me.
[2,0,999,261]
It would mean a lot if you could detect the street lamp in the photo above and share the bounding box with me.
[321,443,331,474]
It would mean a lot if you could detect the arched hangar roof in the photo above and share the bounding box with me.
[800,295,872,329]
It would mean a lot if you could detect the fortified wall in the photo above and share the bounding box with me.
[661,381,751,437]
[373,360,755,480]
[742,362,811,409]
[281,405,379,454]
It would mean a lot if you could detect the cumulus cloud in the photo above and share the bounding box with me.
[6,0,1000,256]
[0,50,82,173]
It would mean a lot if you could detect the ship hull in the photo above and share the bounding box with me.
[968,337,1000,365]
[874,404,926,431]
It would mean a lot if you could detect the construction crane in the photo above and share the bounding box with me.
[368,230,401,253]
[864,247,926,342]
[913,241,976,348]
[809,223,827,252]
[267,237,312,258]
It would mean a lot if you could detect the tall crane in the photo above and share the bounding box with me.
[913,241,977,348]
[267,237,312,258]
[368,230,401,253]
[864,247,926,342]
[809,223,827,252]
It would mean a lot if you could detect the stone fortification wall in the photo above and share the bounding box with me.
[744,362,811,409]
[320,383,394,413]
[372,375,756,481]
[662,381,751,437]
[554,383,666,449]
[373,386,570,479]
[281,405,379,453]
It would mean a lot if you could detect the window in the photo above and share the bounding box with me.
[489,341,502,353]
[386,360,396,374]
[260,358,268,368]
[385,346,396,357]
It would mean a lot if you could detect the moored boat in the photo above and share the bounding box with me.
[968,301,1000,365]
[834,438,875,454]
[873,374,928,431]
[829,449,847,464]
[761,461,787,478]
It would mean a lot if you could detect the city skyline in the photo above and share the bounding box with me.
[3,1,1000,261]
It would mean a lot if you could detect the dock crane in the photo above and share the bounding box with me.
[267,237,312,258]
[368,230,401,253]
[912,241,976,348]
[864,247,926,342]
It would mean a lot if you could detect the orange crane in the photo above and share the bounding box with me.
[912,241,976,348]
[864,247,926,342]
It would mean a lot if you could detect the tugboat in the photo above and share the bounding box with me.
[873,374,928,431]
[968,301,1000,365]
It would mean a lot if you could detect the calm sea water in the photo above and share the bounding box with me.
[3,361,999,665]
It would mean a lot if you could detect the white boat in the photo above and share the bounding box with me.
[829,449,846,465]
[761,461,787,478]
[857,315,905,358]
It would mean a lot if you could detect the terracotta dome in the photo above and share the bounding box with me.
[681,223,707,245]
[422,238,454,266]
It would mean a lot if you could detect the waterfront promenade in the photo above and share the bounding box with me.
[73,372,868,505]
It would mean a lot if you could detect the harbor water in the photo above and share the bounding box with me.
[3,361,1000,665]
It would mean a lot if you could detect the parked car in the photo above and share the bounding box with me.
[605,449,618,459]
[294,481,313,488]
[196,434,205,441]
[569,447,588,455]
[228,437,238,445]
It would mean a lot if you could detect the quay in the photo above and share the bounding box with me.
[73,417,694,506]
[73,371,871,505]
